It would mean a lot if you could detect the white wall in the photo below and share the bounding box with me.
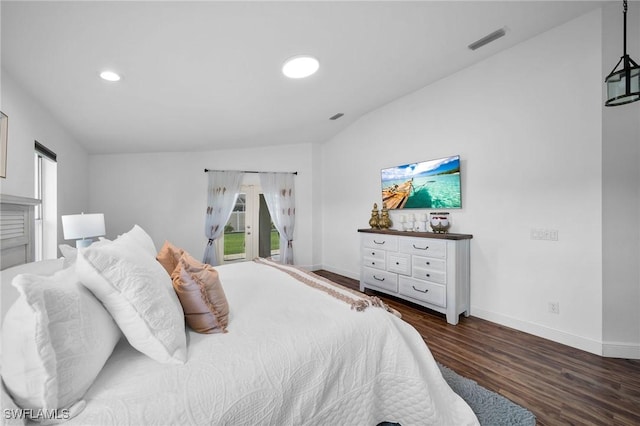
[0,71,90,250]
[601,3,640,358]
[321,10,607,354]
[88,143,319,269]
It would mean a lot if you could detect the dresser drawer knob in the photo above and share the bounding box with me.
[412,286,429,293]
[426,273,431,277]
[374,275,385,282]
[396,261,400,265]
[374,240,385,245]
[413,244,429,250]
[371,262,376,266]
[426,261,430,265]
[371,252,375,255]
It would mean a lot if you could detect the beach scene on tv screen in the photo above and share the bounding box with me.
[381,156,461,209]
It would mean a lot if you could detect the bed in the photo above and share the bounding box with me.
[1,224,478,426]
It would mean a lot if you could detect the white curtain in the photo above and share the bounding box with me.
[260,172,296,265]
[203,170,244,266]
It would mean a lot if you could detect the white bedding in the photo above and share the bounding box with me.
[51,260,478,426]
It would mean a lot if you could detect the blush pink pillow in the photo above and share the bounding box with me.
[171,253,229,334]
[156,241,184,276]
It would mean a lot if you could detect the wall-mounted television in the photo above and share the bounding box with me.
[381,155,461,209]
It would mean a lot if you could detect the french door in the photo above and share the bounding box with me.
[34,142,57,261]
[219,185,279,264]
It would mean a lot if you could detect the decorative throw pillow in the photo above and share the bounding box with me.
[1,258,65,325]
[156,241,184,276]
[172,252,229,334]
[1,381,28,426]
[119,224,157,258]
[1,266,121,413]
[76,229,187,364]
[58,243,78,267]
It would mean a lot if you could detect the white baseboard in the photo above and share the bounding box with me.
[602,341,640,359]
[316,264,359,281]
[471,307,605,357]
[301,263,322,272]
[473,309,640,359]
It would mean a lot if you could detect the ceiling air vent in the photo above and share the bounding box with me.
[468,28,506,51]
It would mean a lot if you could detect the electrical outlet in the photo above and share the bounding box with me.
[548,302,560,314]
[531,229,559,241]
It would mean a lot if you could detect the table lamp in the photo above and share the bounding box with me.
[61,213,105,248]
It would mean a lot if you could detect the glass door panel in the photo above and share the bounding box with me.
[220,186,280,264]
[259,194,280,260]
[223,193,246,262]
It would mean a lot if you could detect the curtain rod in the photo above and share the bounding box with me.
[204,169,297,175]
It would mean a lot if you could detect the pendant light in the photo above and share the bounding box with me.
[605,0,640,107]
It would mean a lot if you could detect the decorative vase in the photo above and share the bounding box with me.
[430,212,450,233]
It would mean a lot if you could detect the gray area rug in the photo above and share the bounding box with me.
[378,364,536,426]
[437,363,536,426]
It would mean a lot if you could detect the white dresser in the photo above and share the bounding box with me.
[358,229,472,325]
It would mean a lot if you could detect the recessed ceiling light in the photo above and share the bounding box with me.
[282,55,319,79]
[100,70,121,82]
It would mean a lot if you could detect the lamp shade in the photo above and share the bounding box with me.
[61,213,105,240]
[605,62,640,106]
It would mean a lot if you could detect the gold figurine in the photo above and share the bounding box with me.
[369,203,380,229]
[379,207,392,229]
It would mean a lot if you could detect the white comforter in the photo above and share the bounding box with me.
[63,261,478,426]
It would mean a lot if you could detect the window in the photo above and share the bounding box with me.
[34,141,57,261]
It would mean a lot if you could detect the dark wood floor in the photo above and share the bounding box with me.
[314,270,640,426]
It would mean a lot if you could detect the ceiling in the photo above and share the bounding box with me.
[1,1,606,155]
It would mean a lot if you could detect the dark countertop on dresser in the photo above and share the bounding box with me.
[357,228,473,240]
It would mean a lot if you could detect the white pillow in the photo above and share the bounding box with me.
[59,243,78,267]
[2,381,26,426]
[76,232,187,364]
[1,258,65,326]
[1,266,121,412]
[120,224,157,258]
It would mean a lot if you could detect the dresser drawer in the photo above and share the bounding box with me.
[362,253,386,270]
[362,267,398,292]
[362,233,398,251]
[412,255,446,272]
[399,277,446,307]
[387,252,411,275]
[399,237,446,259]
[412,267,446,285]
[363,247,386,261]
